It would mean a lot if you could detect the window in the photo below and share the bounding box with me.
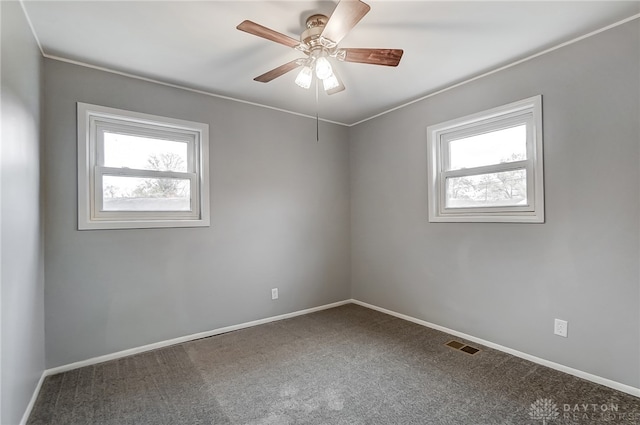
[427,95,544,223]
[78,103,210,230]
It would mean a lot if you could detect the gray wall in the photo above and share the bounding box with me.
[1,1,46,424]
[350,20,640,388]
[28,9,640,398]
[44,60,351,368]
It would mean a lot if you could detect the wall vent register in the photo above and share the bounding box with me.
[445,340,481,355]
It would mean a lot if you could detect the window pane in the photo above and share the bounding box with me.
[448,125,526,170]
[102,175,191,211]
[445,169,527,208]
[103,132,188,172]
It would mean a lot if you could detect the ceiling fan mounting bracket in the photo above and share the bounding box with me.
[331,49,347,61]
[319,37,337,49]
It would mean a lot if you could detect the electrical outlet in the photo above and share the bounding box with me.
[271,288,278,300]
[554,319,568,337]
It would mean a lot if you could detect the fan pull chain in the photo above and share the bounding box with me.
[315,78,319,142]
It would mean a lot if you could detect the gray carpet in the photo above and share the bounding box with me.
[28,304,640,424]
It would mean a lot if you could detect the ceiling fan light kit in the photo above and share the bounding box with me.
[236,0,404,96]
[322,73,340,91]
[295,66,313,89]
[313,54,333,80]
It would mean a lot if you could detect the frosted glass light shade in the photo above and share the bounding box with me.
[315,57,333,80]
[295,66,312,89]
[322,73,339,91]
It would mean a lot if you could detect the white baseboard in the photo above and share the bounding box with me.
[20,299,350,424]
[19,297,639,424]
[19,372,46,425]
[46,299,351,376]
[351,299,640,398]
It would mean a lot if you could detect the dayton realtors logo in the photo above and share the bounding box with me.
[562,402,638,422]
[529,399,559,424]
[529,398,639,423]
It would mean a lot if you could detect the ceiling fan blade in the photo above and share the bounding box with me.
[321,0,371,45]
[341,48,404,67]
[254,59,302,83]
[237,20,300,49]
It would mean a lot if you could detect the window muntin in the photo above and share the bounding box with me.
[78,103,210,230]
[427,96,543,223]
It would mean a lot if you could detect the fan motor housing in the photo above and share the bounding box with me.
[301,14,329,47]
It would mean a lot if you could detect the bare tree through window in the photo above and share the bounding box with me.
[132,153,189,199]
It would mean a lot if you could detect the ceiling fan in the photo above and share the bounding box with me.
[237,0,403,95]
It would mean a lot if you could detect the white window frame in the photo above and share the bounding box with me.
[426,95,544,223]
[78,102,210,230]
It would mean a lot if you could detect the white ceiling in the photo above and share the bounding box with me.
[22,1,640,125]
